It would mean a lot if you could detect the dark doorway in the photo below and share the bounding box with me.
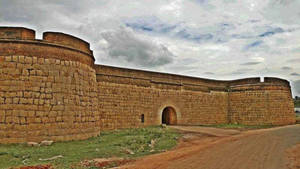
[141,114,144,123]
[162,107,177,125]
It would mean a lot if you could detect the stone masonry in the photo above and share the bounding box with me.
[0,27,296,143]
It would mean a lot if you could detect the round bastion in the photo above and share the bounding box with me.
[0,27,100,143]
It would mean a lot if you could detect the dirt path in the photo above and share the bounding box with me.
[170,126,241,137]
[120,125,300,169]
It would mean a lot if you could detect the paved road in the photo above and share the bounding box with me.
[121,125,300,169]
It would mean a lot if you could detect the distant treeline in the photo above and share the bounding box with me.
[294,97,300,107]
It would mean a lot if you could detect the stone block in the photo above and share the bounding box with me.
[5,56,12,62]
[24,57,32,64]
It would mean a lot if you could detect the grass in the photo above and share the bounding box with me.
[200,123,276,129]
[0,126,180,169]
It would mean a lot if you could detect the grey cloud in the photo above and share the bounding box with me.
[291,73,300,76]
[180,58,199,64]
[292,80,300,96]
[101,28,174,68]
[292,47,300,53]
[204,72,215,75]
[231,68,253,75]
[240,62,261,66]
[0,0,97,17]
[236,68,253,72]
[264,0,300,24]
[168,65,197,72]
[0,0,102,34]
[231,71,246,75]
[287,58,300,63]
[0,1,77,22]
[281,66,293,70]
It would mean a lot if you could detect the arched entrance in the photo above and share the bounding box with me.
[162,107,177,125]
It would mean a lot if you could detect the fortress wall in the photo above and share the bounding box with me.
[0,28,100,143]
[229,79,295,125]
[0,27,296,143]
[95,65,228,130]
[96,65,296,127]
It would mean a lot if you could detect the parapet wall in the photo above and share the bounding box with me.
[96,65,228,92]
[0,27,296,143]
[0,27,35,40]
[0,27,94,66]
[43,32,93,55]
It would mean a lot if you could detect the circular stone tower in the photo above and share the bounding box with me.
[0,27,100,143]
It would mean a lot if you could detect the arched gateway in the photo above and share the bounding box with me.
[162,107,177,125]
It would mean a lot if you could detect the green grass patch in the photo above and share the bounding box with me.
[0,126,180,169]
[200,123,275,129]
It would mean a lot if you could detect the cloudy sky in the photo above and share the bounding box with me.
[0,0,300,96]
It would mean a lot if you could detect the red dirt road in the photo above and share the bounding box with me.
[120,125,300,169]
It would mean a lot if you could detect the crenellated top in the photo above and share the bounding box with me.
[228,78,260,86]
[0,27,35,40]
[43,32,92,55]
[0,27,94,66]
[264,77,290,86]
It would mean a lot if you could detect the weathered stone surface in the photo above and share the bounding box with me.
[0,27,295,144]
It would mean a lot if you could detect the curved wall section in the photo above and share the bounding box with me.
[43,32,93,55]
[0,27,99,143]
[229,78,295,125]
[0,27,35,40]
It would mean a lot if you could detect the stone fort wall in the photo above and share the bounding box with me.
[0,27,296,143]
[0,27,100,143]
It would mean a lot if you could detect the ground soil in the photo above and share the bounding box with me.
[119,124,300,169]
[287,143,300,169]
[17,165,52,169]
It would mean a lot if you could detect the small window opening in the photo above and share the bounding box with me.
[141,114,145,123]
